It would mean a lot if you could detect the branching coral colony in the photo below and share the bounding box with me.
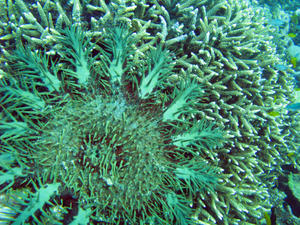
[1,0,299,224]
[0,23,226,224]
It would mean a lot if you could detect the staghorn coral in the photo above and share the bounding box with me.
[0,0,299,224]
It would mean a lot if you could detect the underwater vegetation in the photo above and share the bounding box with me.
[0,0,299,224]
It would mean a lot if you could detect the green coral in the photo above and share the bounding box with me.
[288,173,300,202]
[0,0,298,224]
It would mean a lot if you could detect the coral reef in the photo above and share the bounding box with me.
[288,173,300,202]
[257,0,300,11]
[0,0,299,224]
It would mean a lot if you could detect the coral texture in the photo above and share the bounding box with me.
[0,0,299,224]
